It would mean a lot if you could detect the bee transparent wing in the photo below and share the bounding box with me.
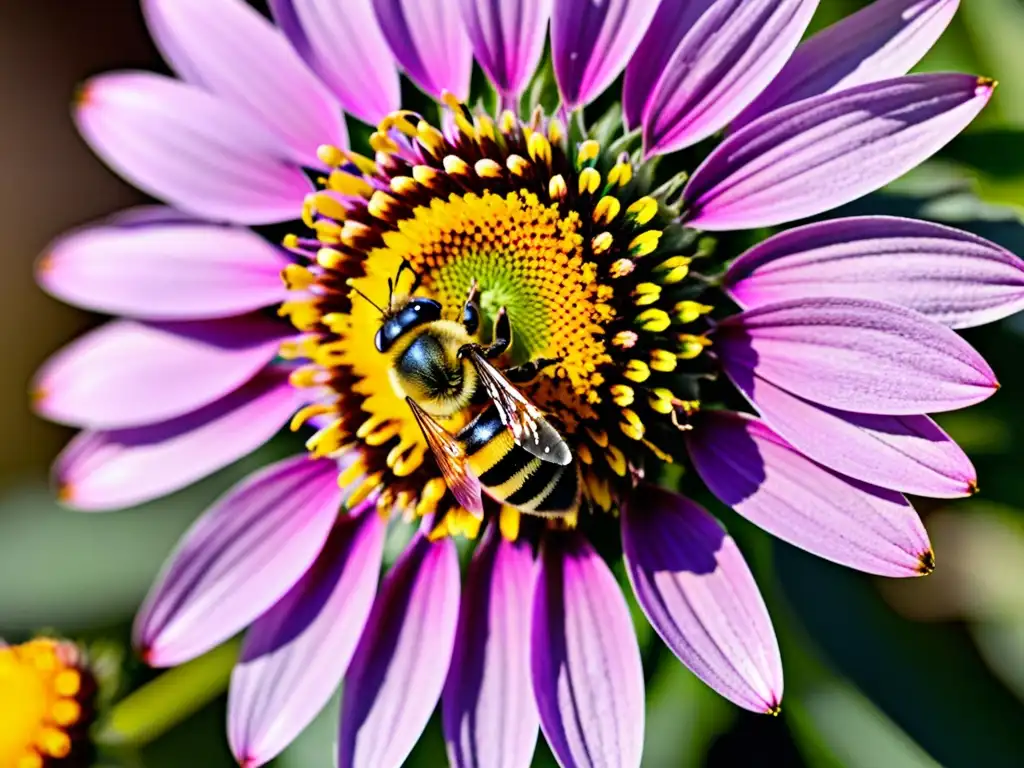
[405,397,484,518]
[463,348,572,466]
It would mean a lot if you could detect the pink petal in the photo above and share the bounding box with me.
[443,526,538,768]
[688,411,933,577]
[38,220,290,320]
[725,215,1024,329]
[683,74,993,231]
[551,0,659,110]
[55,367,305,512]
[372,0,474,102]
[339,534,460,768]
[734,0,960,131]
[459,0,552,100]
[34,316,289,429]
[731,373,976,498]
[715,297,999,415]
[622,486,782,713]
[142,0,346,167]
[641,0,819,156]
[229,502,386,768]
[267,0,400,125]
[75,72,310,225]
[532,534,644,768]
[134,454,344,666]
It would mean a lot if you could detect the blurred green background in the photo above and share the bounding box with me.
[4,1,1024,766]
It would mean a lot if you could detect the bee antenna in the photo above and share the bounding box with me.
[387,277,395,312]
[346,280,386,316]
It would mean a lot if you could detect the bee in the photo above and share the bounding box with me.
[359,261,578,520]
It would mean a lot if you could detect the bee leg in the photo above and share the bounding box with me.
[505,357,562,383]
[481,306,511,359]
[461,279,480,335]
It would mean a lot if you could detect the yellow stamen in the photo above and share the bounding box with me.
[577,140,600,165]
[592,232,614,254]
[549,174,568,201]
[620,409,645,440]
[592,196,621,225]
[475,158,503,178]
[629,230,663,257]
[317,143,345,167]
[626,196,658,225]
[578,167,601,195]
[281,264,315,291]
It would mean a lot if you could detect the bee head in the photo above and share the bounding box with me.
[374,297,443,352]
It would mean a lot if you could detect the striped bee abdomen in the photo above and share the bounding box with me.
[461,404,580,517]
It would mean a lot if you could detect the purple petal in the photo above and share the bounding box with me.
[372,0,474,102]
[715,297,999,415]
[532,534,644,768]
[75,72,310,225]
[229,502,386,768]
[268,0,400,125]
[142,0,346,167]
[339,534,460,768]
[459,0,551,100]
[54,368,304,512]
[551,0,659,110]
[683,73,994,231]
[443,526,538,768]
[134,454,343,666]
[725,216,1024,329]
[38,220,290,321]
[622,486,782,713]
[733,0,960,131]
[640,0,818,156]
[33,316,289,430]
[688,411,933,577]
[731,373,976,499]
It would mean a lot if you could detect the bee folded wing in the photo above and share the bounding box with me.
[405,397,484,518]
[463,348,572,466]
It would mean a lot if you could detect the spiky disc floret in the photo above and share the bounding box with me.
[280,97,716,534]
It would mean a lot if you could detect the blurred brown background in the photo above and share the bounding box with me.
[0,1,156,485]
